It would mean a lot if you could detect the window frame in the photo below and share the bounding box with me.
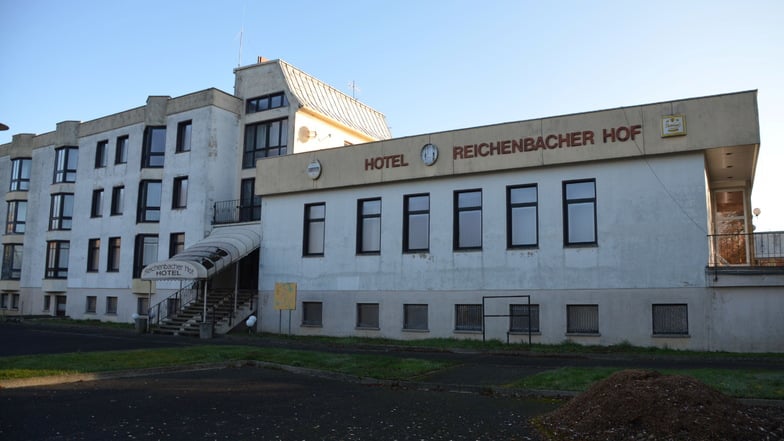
[403,304,429,331]
[242,118,288,168]
[110,186,124,216]
[652,304,689,336]
[95,140,108,168]
[141,126,166,168]
[49,193,74,230]
[403,193,430,253]
[509,304,540,333]
[133,234,159,279]
[1,244,23,280]
[115,135,128,165]
[454,304,483,332]
[86,296,97,313]
[239,178,261,222]
[175,120,192,153]
[453,189,483,251]
[301,301,323,326]
[106,296,118,314]
[9,158,32,191]
[91,188,104,218]
[356,303,380,329]
[563,179,597,246]
[87,238,100,273]
[169,232,185,258]
[5,200,27,234]
[137,180,162,223]
[245,92,289,114]
[303,202,326,257]
[107,237,121,272]
[507,184,539,248]
[45,240,70,279]
[566,304,599,334]
[53,146,78,183]
[172,176,188,209]
[357,198,382,255]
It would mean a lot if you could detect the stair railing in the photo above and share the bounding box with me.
[148,282,200,329]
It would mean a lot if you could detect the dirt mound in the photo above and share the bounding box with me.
[535,369,784,441]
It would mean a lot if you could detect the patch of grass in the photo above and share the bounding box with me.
[25,317,134,330]
[508,367,784,399]
[0,345,451,382]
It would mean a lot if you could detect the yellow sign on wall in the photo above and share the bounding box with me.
[274,282,297,310]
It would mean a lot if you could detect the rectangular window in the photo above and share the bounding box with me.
[510,304,540,333]
[455,304,483,331]
[11,293,19,309]
[115,135,128,164]
[5,200,27,234]
[454,190,482,250]
[1,244,23,280]
[43,295,51,311]
[87,238,100,272]
[176,120,192,152]
[106,296,118,314]
[111,186,124,215]
[357,198,381,254]
[246,92,288,114]
[137,180,162,222]
[86,296,97,313]
[239,178,261,222]
[142,126,166,168]
[652,304,689,336]
[91,188,103,218]
[0,293,6,308]
[356,303,379,329]
[567,304,599,334]
[45,240,70,279]
[169,233,185,258]
[303,203,325,256]
[243,118,288,168]
[563,179,597,246]
[49,193,74,230]
[403,304,428,331]
[302,301,323,326]
[133,234,158,278]
[53,146,78,183]
[95,140,108,168]
[137,297,149,315]
[507,185,538,248]
[172,176,188,209]
[107,237,121,272]
[403,194,429,252]
[9,158,31,191]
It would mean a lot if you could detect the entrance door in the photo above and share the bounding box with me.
[55,295,67,317]
[714,190,748,265]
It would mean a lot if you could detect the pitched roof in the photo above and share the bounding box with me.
[278,60,392,140]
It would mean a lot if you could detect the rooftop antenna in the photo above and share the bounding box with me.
[348,80,361,99]
[237,1,247,67]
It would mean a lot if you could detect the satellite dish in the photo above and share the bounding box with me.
[753,208,761,217]
[297,126,316,143]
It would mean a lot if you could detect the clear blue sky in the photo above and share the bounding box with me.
[1,0,782,230]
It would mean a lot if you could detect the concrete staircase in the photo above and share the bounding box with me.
[151,290,256,337]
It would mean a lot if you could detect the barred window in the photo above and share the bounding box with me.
[86,296,97,313]
[567,304,599,334]
[510,304,540,333]
[652,304,689,335]
[356,303,379,329]
[455,304,483,331]
[302,302,323,326]
[403,304,428,330]
[106,296,118,314]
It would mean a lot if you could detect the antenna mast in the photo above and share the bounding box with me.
[348,80,361,99]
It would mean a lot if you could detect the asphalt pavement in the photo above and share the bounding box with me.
[0,321,782,440]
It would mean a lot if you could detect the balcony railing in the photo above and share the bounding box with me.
[708,231,784,267]
[213,198,261,225]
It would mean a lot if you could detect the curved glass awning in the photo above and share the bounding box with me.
[141,225,260,281]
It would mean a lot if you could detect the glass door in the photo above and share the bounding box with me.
[713,190,748,265]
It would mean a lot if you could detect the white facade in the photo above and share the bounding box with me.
[255,90,784,352]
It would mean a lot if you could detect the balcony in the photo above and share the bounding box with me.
[212,198,261,225]
[708,231,784,268]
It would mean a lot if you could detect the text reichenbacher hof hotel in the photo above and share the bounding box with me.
[2,58,782,352]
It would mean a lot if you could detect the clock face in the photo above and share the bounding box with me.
[421,143,438,166]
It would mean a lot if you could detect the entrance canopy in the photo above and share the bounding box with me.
[141,225,260,281]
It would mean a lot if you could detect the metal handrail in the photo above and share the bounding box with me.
[213,198,261,225]
[148,282,200,328]
[707,231,784,267]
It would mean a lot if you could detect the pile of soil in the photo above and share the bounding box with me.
[534,369,783,441]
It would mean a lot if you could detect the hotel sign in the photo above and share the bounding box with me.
[141,261,200,280]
